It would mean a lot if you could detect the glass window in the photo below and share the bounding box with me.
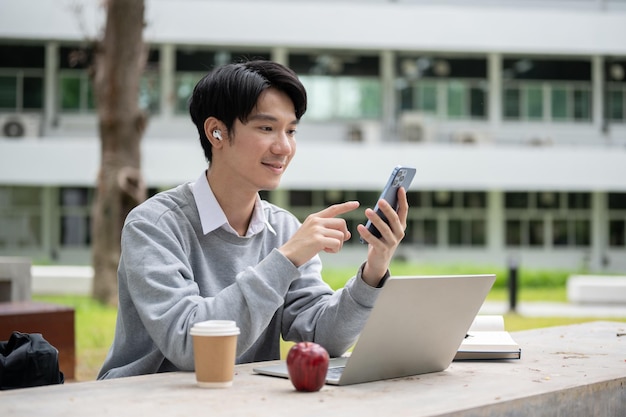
[405,219,417,243]
[551,88,568,120]
[60,75,82,110]
[86,82,95,109]
[139,73,160,112]
[608,193,626,210]
[406,191,422,208]
[537,192,560,209]
[470,219,486,246]
[423,219,437,245]
[175,73,198,113]
[417,83,437,113]
[60,188,89,206]
[431,191,453,208]
[345,219,358,242]
[356,190,379,209]
[59,187,92,247]
[0,186,42,249]
[463,192,486,208]
[529,219,544,246]
[357,78,381,118]
[506,220,521,246]
[11,187,42,206]
[0,45,45,68]
[448,218,485,247]
[336,79,362,118]
[568,192,590,209]
[404,77,486,119]
[469,86,486,118]
[448,219,463,246]
[61,215,90,246]
[503,59,591,81]
[323,190,347,206]
[303,76,333,119]
[0,76,17,109]
[505,192,528,209]
[407,218,437,246]
[446,82,465,118]
[609,220,625,247]
[23,76,43,109]
[289,190,313,207]
[526,86,543,120]
[0,214,41,248]
[573,89,591,121]
[574,220,590,246]
[503,88,520,119]
[299,76,381,120]
[607,89,624,121]
[552,219,568,246]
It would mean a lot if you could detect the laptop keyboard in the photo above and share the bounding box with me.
[326,366,345,380]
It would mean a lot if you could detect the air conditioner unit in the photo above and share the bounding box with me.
[399,112,433,143]
[451,130,488,145]
[0,114,42,138]
[345,121,380,144]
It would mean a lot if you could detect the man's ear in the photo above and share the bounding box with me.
[204,117,224,147]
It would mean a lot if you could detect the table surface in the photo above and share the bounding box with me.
[1,321,625,417]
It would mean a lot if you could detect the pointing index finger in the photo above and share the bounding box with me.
[316,201,360,218]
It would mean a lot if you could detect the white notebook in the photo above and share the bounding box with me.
[455,315,521,360]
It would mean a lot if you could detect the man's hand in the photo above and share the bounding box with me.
[357,187,409,287]
[279,201,360,267]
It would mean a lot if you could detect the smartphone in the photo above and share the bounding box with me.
[361,166,416,244]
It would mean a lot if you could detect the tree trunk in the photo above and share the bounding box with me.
[91,0,147,305]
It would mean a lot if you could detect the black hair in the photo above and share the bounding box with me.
[189,60,307,162]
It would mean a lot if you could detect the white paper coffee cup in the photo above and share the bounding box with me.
[190,320,240,388]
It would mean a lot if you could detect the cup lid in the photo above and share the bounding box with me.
[190,320,240,336]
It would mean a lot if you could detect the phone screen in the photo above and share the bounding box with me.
[361,166,416,244]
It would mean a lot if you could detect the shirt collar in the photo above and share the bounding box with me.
[191,171,276,237]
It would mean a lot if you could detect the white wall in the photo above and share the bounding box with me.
[2,138,626,191]
[1,1,625,55]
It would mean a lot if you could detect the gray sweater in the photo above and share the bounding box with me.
[98,183,380,379]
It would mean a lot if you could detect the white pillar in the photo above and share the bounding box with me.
[271,47,288,66]
[380,50,395,138]
[590,191,607,270]
[487,190,503,254]
[44,42,59,133]
[159,43,175,118]
[591,55,605,134]
[487,53,502,136]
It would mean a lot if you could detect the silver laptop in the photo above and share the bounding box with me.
[254,274,496,386]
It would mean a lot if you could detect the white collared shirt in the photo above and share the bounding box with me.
[190,171,276,237]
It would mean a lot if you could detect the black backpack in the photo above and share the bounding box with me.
[0,331,64,390]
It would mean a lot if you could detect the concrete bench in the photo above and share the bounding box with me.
[31,265,93,296]
[567,275,626,305]
[0,301,76,380]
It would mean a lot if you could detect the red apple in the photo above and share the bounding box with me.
[286,342,329,392]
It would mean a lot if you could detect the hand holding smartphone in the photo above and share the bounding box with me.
[361,166,416,244]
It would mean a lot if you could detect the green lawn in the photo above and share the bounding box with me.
[33,262,625,381]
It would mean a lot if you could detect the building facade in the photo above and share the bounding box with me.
[0,0,625,272]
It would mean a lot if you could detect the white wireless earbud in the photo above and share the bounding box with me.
[213,130,222,140]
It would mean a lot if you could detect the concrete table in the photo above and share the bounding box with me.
[1,321,624,416]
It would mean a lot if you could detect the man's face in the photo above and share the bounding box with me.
[216,88,298,194]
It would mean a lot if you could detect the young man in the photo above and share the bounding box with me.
[98,60,408,379]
